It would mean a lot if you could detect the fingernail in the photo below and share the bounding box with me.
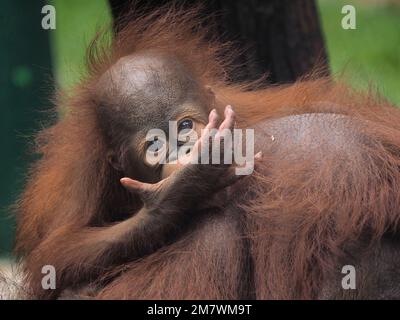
[210,109,218,120]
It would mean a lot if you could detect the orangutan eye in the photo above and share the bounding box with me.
[178,119,193,133]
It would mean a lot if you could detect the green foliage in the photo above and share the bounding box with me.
[50,0,112,89]
[318,0,400,105]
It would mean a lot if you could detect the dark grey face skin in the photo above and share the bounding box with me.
[94,54,212,182]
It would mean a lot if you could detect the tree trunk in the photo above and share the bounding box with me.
[108,0,329,83]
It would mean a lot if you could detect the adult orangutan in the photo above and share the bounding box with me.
[13,7,400,299]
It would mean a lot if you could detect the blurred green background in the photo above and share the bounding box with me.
[0,0,399,259]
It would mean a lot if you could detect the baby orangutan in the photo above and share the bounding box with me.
[20,53,256,299]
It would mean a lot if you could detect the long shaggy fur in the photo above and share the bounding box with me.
[14,6,400,299]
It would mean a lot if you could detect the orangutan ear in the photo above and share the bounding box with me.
[107,150,123,171]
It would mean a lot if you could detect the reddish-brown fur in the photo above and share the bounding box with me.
[15,7,400,299]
